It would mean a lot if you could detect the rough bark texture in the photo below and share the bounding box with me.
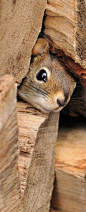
[17,102,59,212]
[0,75,22,212]
[44,0,86,69]
[51,119,86,212]
[0,0,46,83]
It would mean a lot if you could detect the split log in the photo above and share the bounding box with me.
[51,118,86,212]
[0,0,46,83]
[43,0,86,86]
[42,0,86,116]
[0,75,59,212]
[17,102,48,196]
[0,75,22,212]
[17,101,59,212]
[44,0,86,69]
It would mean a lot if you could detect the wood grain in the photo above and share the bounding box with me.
[0,81,59,212]
[0,75,22,212]
[17,102,48,196]
[51,120,86,212]
[17,101,59,212]
[44,0,86,69]
[0,0,46,83]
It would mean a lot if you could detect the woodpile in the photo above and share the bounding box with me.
[0,0,86,211]
[51,119,86,212]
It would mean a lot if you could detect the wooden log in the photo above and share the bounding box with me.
[0,77,59,212]
[43,0,86,69]
[0,75,22,212]
[43,0,86,116]
[17,102,48,196]
[0,0,46,83]
[17,101,59,212]
[51,118,86,212]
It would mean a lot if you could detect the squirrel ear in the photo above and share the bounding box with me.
[32,38,49,56]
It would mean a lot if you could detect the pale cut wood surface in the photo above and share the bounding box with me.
[0,0,46,83]
[17,102,48,196]
[17,101,59,212]
[51,119,86,212]
[0,75,22,212]
[44,0,86,69]
[0,77,59,212]
[0,75,59,212]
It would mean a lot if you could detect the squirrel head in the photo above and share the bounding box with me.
[18,38,76,113]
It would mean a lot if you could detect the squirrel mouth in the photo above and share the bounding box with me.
[36,104,52,113]
[37,104,61,113]
[41,106,62,113]
[40,106,51,113]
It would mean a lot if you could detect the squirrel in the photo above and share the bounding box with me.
[18,38,76,113]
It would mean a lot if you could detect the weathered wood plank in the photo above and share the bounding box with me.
[0,75,22,212]
[51,119,86,212]
[0,0,46,83]
[44,0,86,69]
[17,101,59,212]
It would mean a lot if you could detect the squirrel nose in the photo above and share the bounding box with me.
[57,98,66,107]
[56,92,69,107]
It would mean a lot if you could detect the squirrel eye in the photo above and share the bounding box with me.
[36,69,47,82]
